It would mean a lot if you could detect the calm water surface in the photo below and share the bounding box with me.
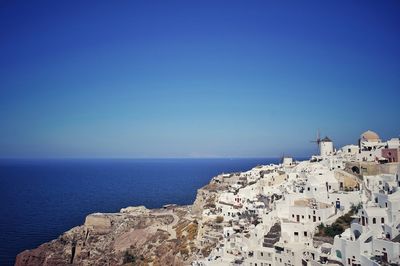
[0,158,279,265]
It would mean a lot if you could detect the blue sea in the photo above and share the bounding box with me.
[0,158,279,265]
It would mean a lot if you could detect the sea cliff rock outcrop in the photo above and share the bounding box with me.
[15,205,192,265]
[15,178,224,266]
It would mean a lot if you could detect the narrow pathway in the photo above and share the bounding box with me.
[151,210,179,239]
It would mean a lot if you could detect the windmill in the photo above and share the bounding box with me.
[281,153,293,166]
[310,129,321,154]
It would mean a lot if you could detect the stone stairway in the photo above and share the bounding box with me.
[263,223,281,248]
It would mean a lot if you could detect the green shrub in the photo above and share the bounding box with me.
[318,223,325,230]
[324,223,344,237]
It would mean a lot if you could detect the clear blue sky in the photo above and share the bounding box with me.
[0,0,399,158]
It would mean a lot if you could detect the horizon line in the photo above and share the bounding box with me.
[0,156,311,160]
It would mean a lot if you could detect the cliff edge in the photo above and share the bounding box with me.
[15,175,225,266]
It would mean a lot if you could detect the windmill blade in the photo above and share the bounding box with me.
[310,129,321,155]
[311,129,321,144]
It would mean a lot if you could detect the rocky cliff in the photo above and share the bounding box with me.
[15,176,226,266]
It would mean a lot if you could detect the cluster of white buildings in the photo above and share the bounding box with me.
[193,130,400,266]
[333,169,400,265]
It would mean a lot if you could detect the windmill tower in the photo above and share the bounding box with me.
[320,136,333,156]
[311,130,333,156]
[281,153,293,167]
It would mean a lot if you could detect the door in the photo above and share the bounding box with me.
[382,252,388,263]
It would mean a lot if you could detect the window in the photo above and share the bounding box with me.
[261,252,263,256]
[354,230,361,240]
[302,215,304,219]
[381,217,385,223]
[319,217,321,221]
[304,231,307,236]
[373,218,376,224]
[294,232,299,236]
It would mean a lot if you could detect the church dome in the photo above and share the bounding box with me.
[360,130,380,142]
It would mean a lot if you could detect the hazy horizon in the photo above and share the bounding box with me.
[1,1,399,158]
[0,156,305,160]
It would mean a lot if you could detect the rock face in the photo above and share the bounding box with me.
[192,188,210,217]
[84,214,112,233]
[15,206,198,266]
[192,176,228,217]
[19,180,229,266]
[15,173,231,266]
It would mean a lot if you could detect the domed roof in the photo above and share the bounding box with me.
[361,130,380,142]
[321,136,332,142]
